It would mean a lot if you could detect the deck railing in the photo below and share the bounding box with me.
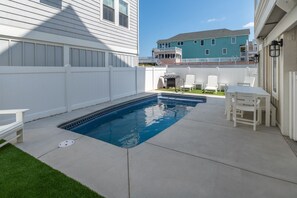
[182,57,241,64]
[153,47,182,54]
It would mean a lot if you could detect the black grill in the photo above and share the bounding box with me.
[163,73,180,91]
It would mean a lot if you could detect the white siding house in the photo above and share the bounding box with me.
[0,0,139,67]
[0,0,141,123]
[255,0,297,140]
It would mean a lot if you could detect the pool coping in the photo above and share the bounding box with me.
[15,92,297,198]
[58,92,206,133]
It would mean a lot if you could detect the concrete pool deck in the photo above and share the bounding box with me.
[17,93,297,198]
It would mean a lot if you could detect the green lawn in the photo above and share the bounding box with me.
[158,88,225,96]
[0,143,103,198]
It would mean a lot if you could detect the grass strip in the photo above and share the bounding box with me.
[0,142,104,198]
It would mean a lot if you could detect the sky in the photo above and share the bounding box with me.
[139,0,255,57]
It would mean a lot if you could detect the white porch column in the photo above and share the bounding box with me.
[279,28,297,135]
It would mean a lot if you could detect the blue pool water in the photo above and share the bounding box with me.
[66,95,205,148]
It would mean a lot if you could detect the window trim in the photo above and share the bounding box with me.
[222,48,227,55]
[231,37,236,44]
[40,0,62,9]
[272,57,279,99]
[211,38,216,46]
[119,0,129,28]
[200,40,204,46]
[102,0,115,23]
[100,0,130,29]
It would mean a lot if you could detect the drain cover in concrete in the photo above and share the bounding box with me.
[59,140,75,148]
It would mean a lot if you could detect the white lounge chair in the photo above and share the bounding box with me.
[180,74,195,91]
[0,109,28,148]
[238,77,255,87]
[232,93,261,131]
[204,75,218,93]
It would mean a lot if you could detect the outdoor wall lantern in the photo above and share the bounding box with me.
[254,54,259,63]
[269,39,283,57]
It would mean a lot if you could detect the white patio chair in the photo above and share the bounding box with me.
[232,93,261,131]
[237,77,255,87]
[180,74,195,91]
[0,109,28,148]
[204,75,218,93]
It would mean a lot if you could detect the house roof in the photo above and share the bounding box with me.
[157,29,250,43]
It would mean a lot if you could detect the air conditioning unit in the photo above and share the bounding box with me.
[276,0,297,13]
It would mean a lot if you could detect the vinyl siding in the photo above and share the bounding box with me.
[0,0,138,52]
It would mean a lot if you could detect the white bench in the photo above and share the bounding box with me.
[0,109,28,148]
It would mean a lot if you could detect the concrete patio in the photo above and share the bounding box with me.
[17,93,297,198]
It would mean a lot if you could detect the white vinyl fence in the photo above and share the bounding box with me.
[166,65,258,87]
[289,71,297,141]
[0,66,166,124]
[1,64,256,124]
[145,67,167,91]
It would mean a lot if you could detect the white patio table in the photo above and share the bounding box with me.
[226,85,271,127]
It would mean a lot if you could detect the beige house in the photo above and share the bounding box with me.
[255,0,297,140]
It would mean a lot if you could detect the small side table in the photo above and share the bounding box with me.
[219,83,228,92]
[194,82,204,90]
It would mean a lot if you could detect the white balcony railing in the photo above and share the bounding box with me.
[182,57,241,64]
[139,57,157,64]
[153,47,182,54]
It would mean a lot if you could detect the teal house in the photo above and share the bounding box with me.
[156,29,250,61]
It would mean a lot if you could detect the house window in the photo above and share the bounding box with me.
[119,0,128,28]
[193,40,197,44]
[211,38,216,45]
[272,57,278,99]
[103,0,115,22]
[177,42,183,46]
[40,0,62,9]
[205,49,210,55]
[201,40,204,46]
[222,48,227,55]
[231,37,236,44]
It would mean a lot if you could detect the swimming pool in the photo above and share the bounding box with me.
[59,94,206,148]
